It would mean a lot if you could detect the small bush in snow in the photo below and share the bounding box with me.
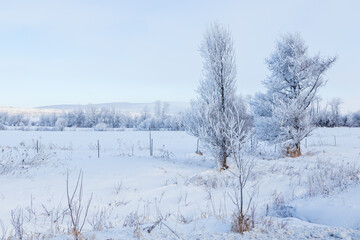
[307,159,360,196]
[123,211,140,228]
[66,171,93,240]
[88,206,113,231]
[94,122,107,131]
[185,174,219,189]
[154,145,174,159]
[271,191,294,218]
[0,219,7,240]
[231,211,252,233]
[0,148,53,175]
[11,207,24,240]
[55,118,67,131]
[114,181,123,195]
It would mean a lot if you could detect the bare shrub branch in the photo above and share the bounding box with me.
[11,207,24,240]
[66,170,93,240]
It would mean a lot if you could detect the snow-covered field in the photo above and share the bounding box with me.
[1,128,360,239]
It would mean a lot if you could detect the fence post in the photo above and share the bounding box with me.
[334,136,336,146]
[305,138,307,149]
[196,139,199,154]
[250,136,253,151]
[149,131,153,156]
[151,139,153,156]
[36,140,39,153]
[97,140,100,158]
[149,131,151,156]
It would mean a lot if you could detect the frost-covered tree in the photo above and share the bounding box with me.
[351,111,360,127]
[224,102,254,232]
[327,98,342,127]
[185,23,249,169]
[253,33,336,157]
[315,98,343,127]
[55,117,67,131]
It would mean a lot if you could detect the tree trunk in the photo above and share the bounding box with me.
[220,144,229,170]
[286,142,301,157]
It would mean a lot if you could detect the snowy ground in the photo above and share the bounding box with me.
[1,128,360,239]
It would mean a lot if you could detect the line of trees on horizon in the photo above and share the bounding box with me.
[0,102,183,131]
[0,98,360,132]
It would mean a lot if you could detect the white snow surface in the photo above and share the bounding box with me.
[0,128,360,239]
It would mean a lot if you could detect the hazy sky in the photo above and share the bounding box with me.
[0,0,359,112]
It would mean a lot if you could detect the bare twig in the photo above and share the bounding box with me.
[66,170,93,240]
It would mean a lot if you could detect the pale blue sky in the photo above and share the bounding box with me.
[0,0,359,112]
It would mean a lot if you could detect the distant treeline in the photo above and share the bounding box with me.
[0,102,359,131]
[310,99,360,127]
[314,110,360,128]
[0,106,184,131]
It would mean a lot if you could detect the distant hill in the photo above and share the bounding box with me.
[0,106,63,116]
[37,101,190,115]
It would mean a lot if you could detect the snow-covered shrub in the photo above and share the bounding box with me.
[0,123,5,130]
[154,150,173,159]
[94,122,107,131]
[0,219,6,240]
[307,159,360,196]
[154,145,174,159]
[66,171,93,240]
[0,148,53,175]
[55,117,67,131]
[123,211,140,227]
[231,211,253,233]
[271,191,294,218]
[185,174,221,189]
[114,181,123,195]
[11,207,24,240]
[88,207,113,231]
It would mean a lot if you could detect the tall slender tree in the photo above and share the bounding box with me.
[185,22,243,169]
